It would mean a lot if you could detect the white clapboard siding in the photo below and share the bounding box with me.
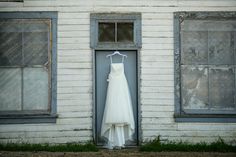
[0,0,236,145]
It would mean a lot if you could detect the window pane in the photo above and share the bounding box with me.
[98,23,115,42]
[23,68,49,110]
[181,31,208,64]
[181,66,209,109]
[0,20,22,66]
[23,20,50,65]
[208,31,234,65]
[23,19,50,33]
[209,68,235,110]
[0,68,21,111]
[23,42,48,65]
[117,22,133,42]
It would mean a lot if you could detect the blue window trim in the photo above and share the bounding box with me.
[174,11,236,123]
[0,12,58,124]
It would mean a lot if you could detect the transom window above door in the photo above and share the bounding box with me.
[98,22,134,42]
[90,13,141,49]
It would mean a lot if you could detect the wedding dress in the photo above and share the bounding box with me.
[101,57,135,149]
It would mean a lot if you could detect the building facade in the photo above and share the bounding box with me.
[0,0,236,145]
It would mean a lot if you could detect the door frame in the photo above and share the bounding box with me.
[92,48,142,145]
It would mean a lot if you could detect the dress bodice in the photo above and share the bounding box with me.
[110,63,124,76]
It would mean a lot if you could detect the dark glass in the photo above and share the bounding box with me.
[98,23,115,42]
[0,32,22,66]
[23,43,48,65]
[23,32,48,65]
[117,23,133,42]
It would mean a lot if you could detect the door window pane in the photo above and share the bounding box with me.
[98,23,115,42]
[117,22,133,42]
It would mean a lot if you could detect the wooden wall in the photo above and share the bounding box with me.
[0,0,236,144]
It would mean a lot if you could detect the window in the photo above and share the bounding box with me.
[98,22,134,42]
[90,13,141,49]
[0,12,57,124]
[174,12,236,122]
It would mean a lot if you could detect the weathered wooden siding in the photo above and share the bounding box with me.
[0,0,236,144]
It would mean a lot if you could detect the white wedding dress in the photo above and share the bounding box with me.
[101,59,135,149]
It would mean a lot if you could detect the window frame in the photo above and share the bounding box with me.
[0,12,58,124]
[174,11,236,123]
[90,13,142,49]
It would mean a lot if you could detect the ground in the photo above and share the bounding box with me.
[1,149,236,157]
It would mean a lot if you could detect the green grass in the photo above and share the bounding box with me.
[0,142,98,152]
[140,136,236,152]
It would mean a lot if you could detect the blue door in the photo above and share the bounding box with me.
[95,50,138,146]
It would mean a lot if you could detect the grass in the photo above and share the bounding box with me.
[139,136,236,152]
[1,137,235,152]
[0,142,99,152]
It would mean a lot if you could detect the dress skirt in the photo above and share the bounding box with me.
[101,63,135,149]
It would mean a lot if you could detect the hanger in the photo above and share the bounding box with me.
[106,50,127,58]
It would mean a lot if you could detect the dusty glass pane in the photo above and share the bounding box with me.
[181,66,209,109]
[209,68,235,110]
[23,68,48,110]
[182,20,236,31]
[117,22,134,42]
[0,32,22,66]
[0,68,21,111]
[24,32,48,43]
[0,19,22,66]
[23,42,48,65]
[181,31,208,64]
[98,23,115,42]
[23,20,50,65]
[0,19,22,33]
[208,31,234,65]
[23,19,50,33]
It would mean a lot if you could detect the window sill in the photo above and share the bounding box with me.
[0,114,58,124]
[174,114,236,123]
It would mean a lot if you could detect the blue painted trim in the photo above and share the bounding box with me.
[174,13,181,115]
[51,17,57,115]
[175,114,236,123]
[0,11,58,124]
[0,12,57,19]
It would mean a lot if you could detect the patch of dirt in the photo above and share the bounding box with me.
[0,150,236,157]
